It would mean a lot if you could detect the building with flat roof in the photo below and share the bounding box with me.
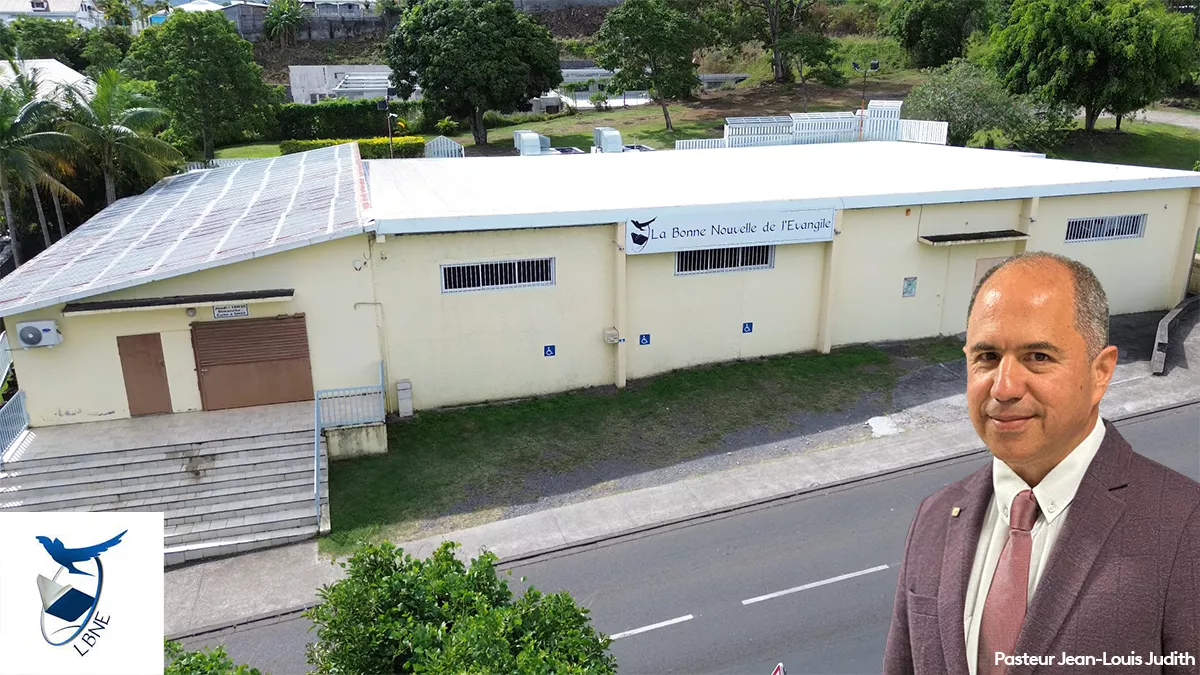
[2,140,1198,430]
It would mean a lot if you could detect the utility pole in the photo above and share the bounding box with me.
[852,60,879,141]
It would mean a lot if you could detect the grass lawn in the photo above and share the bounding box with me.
[323,335,965,555]
[1052,118,1200,171]
[214,143,282,159]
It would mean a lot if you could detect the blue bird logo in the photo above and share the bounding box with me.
[36,531,127,576]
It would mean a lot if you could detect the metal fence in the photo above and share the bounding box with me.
[312,361,386,522]
[676,138,729,150]
[0,390,29,466]
[425,136,465,159]
[898,120,950,145]
[0,332,11,387]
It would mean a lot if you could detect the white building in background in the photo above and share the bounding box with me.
[0,0,101,27]
[0,58,93,99]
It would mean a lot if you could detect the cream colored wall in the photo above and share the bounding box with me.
[370,225,616,410]
[916,201,1023,238]
[939,241,1021,336]
[833,205,967,345]
[6,235,381,426]
[625,242,825,379]
[1030,189,1193,313]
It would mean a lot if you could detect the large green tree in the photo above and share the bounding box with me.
[61,69,181,205]
[990,0,1194,131]
[385,0,561,146]
[305,542,615,674]
[127,12,277,159]
[0,85,76,265]
[779,28,845,112]
[594,0,701,131]
[888,0,987,67]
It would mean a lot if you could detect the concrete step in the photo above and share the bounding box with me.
[5,429,316,472]
[0,459,328,511]
[116,485,317,525]
[1,444,318,491]
[1,435,320,484]
[165,505,316,547]
[165,523,318,566]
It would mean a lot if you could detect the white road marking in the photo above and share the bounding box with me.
[609,614,695,640]
[741,564,890,605]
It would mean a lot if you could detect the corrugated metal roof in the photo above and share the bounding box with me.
[0,144,367,319]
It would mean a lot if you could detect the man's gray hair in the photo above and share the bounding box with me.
[967,251,1110,362]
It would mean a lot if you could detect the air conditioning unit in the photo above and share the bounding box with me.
[16,320,62,348]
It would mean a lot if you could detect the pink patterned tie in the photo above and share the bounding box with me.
[978,489,1040,675]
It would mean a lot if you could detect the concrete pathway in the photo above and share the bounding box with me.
[1099,107,1200,131]
[165,311,1200,639]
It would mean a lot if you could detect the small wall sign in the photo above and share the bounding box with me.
[544,345,556,357]
[743,322,754,334]
[902,277,917,298]
[639,334,651,345]
[212,304,249,319]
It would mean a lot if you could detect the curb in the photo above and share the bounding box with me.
[168,395,1200,641]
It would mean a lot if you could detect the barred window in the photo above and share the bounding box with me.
[441,258,555,292]
[1065,214,1146,243]
[675,245,775,275]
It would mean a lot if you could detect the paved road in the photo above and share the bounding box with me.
[182,404,1200,675]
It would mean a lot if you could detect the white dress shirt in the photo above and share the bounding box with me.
[963,414,1107,675]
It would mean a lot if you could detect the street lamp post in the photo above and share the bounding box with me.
[852,60,880,141]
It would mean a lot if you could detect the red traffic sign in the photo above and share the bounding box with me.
[771,664,786,675]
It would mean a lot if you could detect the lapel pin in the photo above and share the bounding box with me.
[951,507,961,517]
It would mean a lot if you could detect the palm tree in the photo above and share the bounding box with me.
[60,69,182,206]
[0,74,78,266]
[9,64,80,249]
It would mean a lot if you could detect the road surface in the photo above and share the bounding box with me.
[181,403,1200,674]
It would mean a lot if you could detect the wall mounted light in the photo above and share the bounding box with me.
[186,307,196,317]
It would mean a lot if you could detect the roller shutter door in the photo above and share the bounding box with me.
[192,314,314,411]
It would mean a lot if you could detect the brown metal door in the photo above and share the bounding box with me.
[117,333,173,416]
[192,314,314,411]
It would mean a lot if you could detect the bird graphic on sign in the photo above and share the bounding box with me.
[36,530,127,576]
[629,217,656,250]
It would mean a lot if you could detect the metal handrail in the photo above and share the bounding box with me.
[313,361,387,525]
[0,390,29,468]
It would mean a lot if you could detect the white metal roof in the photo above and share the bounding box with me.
[0,144,367,319]
[365,141,1200,234]
[0,59,92,99]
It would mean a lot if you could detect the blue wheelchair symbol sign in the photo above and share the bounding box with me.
[742,322,753,334]
[639,334,651,345]
[544,345,556,357]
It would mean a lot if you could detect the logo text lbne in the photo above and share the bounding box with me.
[73,614,110,657]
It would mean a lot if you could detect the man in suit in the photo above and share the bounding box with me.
[883,251,1200,675]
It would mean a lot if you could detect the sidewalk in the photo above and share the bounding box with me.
[165,309,1200,638]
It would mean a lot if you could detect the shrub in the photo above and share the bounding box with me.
[280,136,425,158]
[277,97,421,140]
[435,116,458,135]
[481,108,575,129]
[887,0,987,68]
[589,89,611,110]
[164,641,260,675]
[304,541,616,675]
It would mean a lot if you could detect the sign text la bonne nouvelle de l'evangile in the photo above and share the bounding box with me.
[626,209,835,255]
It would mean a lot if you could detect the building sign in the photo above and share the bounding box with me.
[625,209,835,255]
[902,277,917,298]
[212,304,249,319]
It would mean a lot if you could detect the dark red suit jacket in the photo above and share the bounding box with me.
[883,418,1200,675]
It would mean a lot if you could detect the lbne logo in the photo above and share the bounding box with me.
[628,217,657,253]
[33,530,126,656]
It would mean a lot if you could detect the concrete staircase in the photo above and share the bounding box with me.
[0,429,329,566]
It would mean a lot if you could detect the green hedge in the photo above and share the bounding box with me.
[278,97,421,140]
[279,136,426,158]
